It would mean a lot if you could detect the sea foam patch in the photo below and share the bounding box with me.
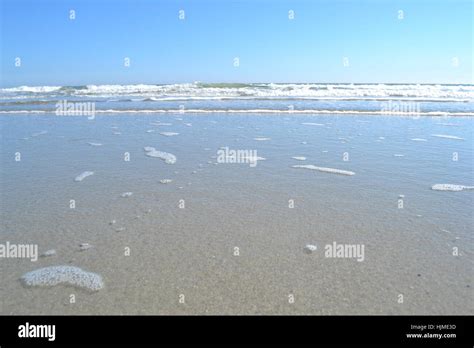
[431,184,474,192]
[20,266,104,291]
[159,132,179,137]
[430,134,464,140]
[292,165,355,176]
[74,171,94,182]
[150,122,172,126]
[144,147,177,164]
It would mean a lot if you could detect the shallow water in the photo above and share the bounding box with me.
[0,113,472,314]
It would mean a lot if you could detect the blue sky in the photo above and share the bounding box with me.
[1,0,472,87]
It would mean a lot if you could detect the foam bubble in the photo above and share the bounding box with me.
[160,179,173,184]
[121,192,133,197]
[75,171,94,182]
[41,249,56,257]
[144,147,177,164]
[304,244,317,254]
[431,184,474,192]
[20,266,104,291]
[292,165,355,176]
[430,134,464,140]
[150,122,172,126]
[159,132,179,136]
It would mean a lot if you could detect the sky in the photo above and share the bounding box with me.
[0,0,472,87]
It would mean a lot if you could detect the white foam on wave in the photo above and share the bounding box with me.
[2,85,63,93]
[431,134,464,140]
[144,147,177,164]
[254,137,271,141]
[431,184,474,192]
[411,138,427,142]
[159,132,179,136]
[302,122,325,126]
[121,192,133,197]
[20,266,104,291]
[292,156,307,161]
[87,142,103,146]
[3,83,472,101]
[292,165,355,176]
[160,179,173,184]
[2,109,473,116]
[74,171,94,182]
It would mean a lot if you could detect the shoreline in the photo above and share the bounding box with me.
[1,110,473,117]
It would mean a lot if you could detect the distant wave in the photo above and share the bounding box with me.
[1,82,473,101]
[1,96,470,105]
[1,109,472,116]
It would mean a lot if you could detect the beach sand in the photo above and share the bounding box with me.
[0,113,472,314]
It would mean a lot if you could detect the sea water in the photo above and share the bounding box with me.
[0,83,472,315]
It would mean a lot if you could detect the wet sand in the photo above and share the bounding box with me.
[0,114,473,314]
